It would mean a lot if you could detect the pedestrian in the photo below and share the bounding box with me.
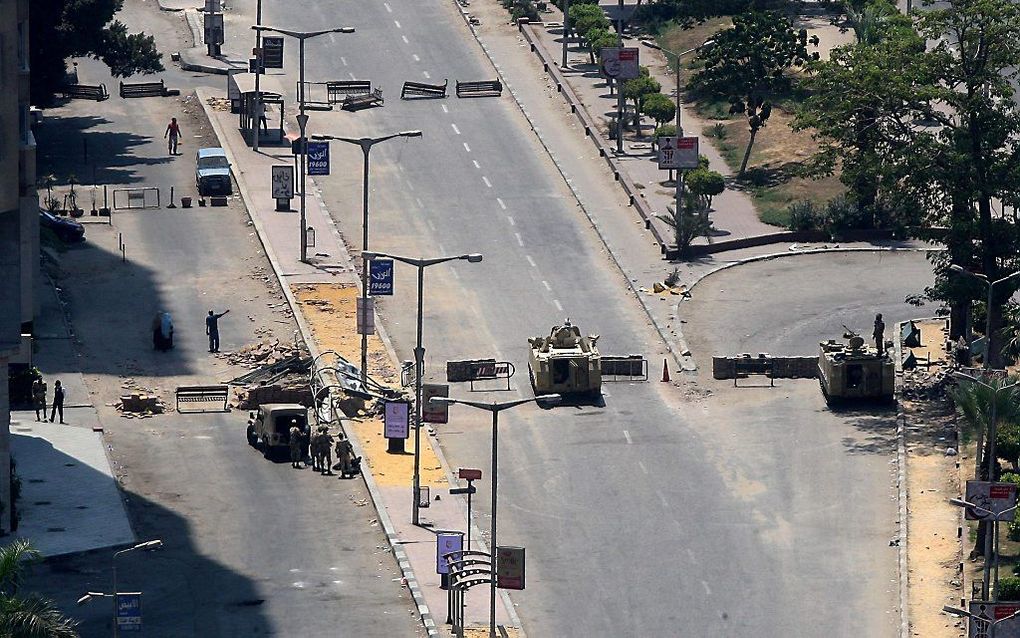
[873,313,886,355]
[335,433,354,478]
[289,420,303,468]
[164,117,182,155]
[206,309,230,353]
[32,377,46,422]
[257,101,269,133]
[50,380,65,424]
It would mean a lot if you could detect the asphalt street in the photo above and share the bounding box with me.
[216,0,940,636]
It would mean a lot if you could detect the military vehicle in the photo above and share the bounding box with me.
[818,328,895,403]
[246,403,310,458]
[528,320,602,399]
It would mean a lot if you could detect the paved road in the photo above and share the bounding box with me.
[224,1,931,636]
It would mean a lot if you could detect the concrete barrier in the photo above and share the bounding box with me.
[712,356,819,380]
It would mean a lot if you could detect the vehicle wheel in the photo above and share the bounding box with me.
[246,425,257,447]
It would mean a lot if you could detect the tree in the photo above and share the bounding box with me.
[0,539,79,637]
[623,69,660,128]
[641,92,676,131]
[657,190,713,258]
[686,168,726,207]
[30,0,163,104]
[587,28,619,65]
[569,3,609,41]
[692,11,819,175]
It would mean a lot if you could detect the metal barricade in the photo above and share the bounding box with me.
[112,187,160,210]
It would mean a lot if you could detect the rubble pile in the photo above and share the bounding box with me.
[901,367,954,402]
[225,340,313,410]
[233,380,312,410]
[221,340,303,369]
[114,379,167,416]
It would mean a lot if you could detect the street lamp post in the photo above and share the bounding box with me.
[311,132,423,383]
[561,0,571,69]
[78,540,163,637]
[252,0,263,151]
[944,604,1020,637]
[950,497,1020,596]
[252,24,355,263]
[362,251,483,526]
[949,265,1020,370]
[430,394,560,638]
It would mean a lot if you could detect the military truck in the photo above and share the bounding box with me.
[246,403,310,458]
[818,330,895,403]
[528,320,602,399]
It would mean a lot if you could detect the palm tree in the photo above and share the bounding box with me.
[844,2,888,45]
[0,540,79,638]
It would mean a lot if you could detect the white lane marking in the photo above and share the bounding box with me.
[525,255,537,268]
[657,491,668,508]
[407,181,415,191]
[425,218,435,230]
[413,54,420,62]
[340,56,348,66]
[482,176,492,188]
[507,216,515,226]
[438,243,447,253]
[553,299,563,312]
[515,232,524,246]
[638,460,648,474]
[423,71,431,79]
[686,548,697,564]
[701,580,712,596]
[384,2,392,11]
[349,72,356,80]
[451,269,461,280]
[402,35,409,44]
[394,20,402,28]
[496,197,506,210]
[451,124,461,135]
[541,280,551,291]
[328,33,336,43]
[623,430,633,444]
[415,197,423,208]
[463,142,471,152]
[472,160,480,169]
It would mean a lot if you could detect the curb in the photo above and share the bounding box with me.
[196,90,443,638]
[893,320,913,638]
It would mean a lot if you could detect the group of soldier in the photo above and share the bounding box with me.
[288,421,358,477]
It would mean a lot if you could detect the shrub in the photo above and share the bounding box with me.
[654,124,678,138]
[686,168,725,206]
[710,123,728,139]
[822,194,870,236]
[642,92,677,126]
[786,200,821,231]
[999,576,1020,601]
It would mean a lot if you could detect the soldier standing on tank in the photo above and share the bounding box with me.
[873,313,886,355]
[289,420,303,468]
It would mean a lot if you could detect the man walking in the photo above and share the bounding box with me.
[50,380,65,424]
[32,377,46,422]
[164,117,182,155]
[206,309,230,353]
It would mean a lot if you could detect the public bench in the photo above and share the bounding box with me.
[176,384,230,413]
[62,83,110,101]
[456,79,502,98]
[401,79,448,99]
[732,354,775,387]
[341,88,384,111]
[120,79,178,98]
[326,80,372,103]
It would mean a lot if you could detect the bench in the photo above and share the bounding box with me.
[401,79,448,99]
[456,79,502,98]
[120,79,178,98]
[176,384,230,413]
[326,80,372,103]
[62,83,110,101]
[341,88,384,111]
[732,354,775,387]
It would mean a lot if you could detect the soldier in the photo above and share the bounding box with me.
[50,380,66,424]
[315,426,334,475]
[32,377,46,422]
[289,419,303,468]
[335,432,355,478]
[873,313,886,355]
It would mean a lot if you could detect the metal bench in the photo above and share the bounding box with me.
[326,80,372,103]
[341,88,384,111]
[175,384,230,413]
[120,79,178,98]
[401,79,448,99]
[456,79,502,98]
[732,354,775,387]
[62,83,110,101]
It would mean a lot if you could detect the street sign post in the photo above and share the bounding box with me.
[384,401,410,439]
[437,531,464,575]
[458,468,482,481]
[965,480,1020,521]
[968,601,1020,637]
[271,165,294,211]
[116,592,142,632]
[262,36,285,69]
[599,47,640,80]
[306,141,330,176]
[453,468,481,550]
[356,297,374,335]
[421,383,449,423]
[369,258,394,296]
[496,546,525,590]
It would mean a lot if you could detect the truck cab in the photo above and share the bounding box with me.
[246,403,310,458]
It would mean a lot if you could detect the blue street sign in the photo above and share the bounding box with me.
[307,141,330,176]
[369,259,394,296]
[116,592,142,632]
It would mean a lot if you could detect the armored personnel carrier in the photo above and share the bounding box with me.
[528,320,602,399]
[818,329,895,403]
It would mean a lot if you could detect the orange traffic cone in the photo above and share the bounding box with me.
[661,358,670,383]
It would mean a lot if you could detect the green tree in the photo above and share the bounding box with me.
[686,168,726,207]
[623,69,660,128]
[641,92,677,128]
[30,0,163,104]
[692,11,818,175]
[569,3,610,40]
[657,190,713,258]
[0,539,79,637]
[588,28,619,65]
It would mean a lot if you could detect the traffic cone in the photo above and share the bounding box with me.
[661,358,670,383]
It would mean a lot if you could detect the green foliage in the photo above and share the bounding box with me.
[633,0,789,31]
[951,375,1020,479]
[623,71,661,127]
[657,190,714,258]
[692,11,818,174]
[786,200,822,231]
[685,168,726,206]
[588,28,620,65]
[570,3,610,39]
[0,539,79,637]
[999,576,1020,601]
[641,92,677,125]
[30,0,163,104]
[709,123,728,139]
[654,123,678,138]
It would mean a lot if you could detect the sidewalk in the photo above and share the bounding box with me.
[7,278,134,558]
[198,90,516,637]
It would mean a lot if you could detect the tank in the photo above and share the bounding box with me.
[528,320,602,399]
[818,329,895,403]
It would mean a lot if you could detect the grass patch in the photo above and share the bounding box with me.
[659,17,731,57]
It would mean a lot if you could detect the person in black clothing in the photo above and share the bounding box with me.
[206,309,230,353]
[50,380,65,424]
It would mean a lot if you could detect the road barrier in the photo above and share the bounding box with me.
[601,355,648,381]
[455,79,502,97]
[342,88,384,110]
[712,355,818,382]
[62,83,109,101]
[401,79,448,99]
[120,79,178,98]
[175,385,230,412]
[112,187,160,210]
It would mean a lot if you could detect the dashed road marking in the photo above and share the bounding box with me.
[407,181,415,191]
[553,299,563,311]
[701,580,712,596]
[638,460,648,474]
[541,280,551,291]
[415,197,423,208]
[496,197,506,210]
[423,71,431,79]
[441,104,449,113]
[328,33,336,43]
[394,20,402,28]
[657,491,668,508]
[472,160,480,169]
[425,218,435,230]
[349,72,356,80]
[515,232,523,246]
[413,54,420,62]
[507,216,515,226]
[482,176,492,188]
[384,2,392,11]
[451,124,461,135]
[463,142,471,152]
[340,56,348,66]
[623,430,632,444]
[402,35,409,44]
[525,255,536,268]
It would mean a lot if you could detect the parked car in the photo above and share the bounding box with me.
[39,209,85,243]
[195,147,233,196]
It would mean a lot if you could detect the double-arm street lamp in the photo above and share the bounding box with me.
[361,251,483,527]
[951,497,1020,598]
[949,264,1020,370]
[640,38,714,136]
[311,131,423,383]
[78,539,163,637]
[430,395,559,638]
[944,604,1020,637]
[252,24,355,263]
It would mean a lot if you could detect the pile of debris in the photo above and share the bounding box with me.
[221,340,303,369]
[226,340,313,410]
[114,379,167,417]
[901,367,954,402]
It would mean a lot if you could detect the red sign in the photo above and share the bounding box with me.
[496,546,525,590]
[998,604,1020,620]
[459,468,482,481]
[991,484,1015,500]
